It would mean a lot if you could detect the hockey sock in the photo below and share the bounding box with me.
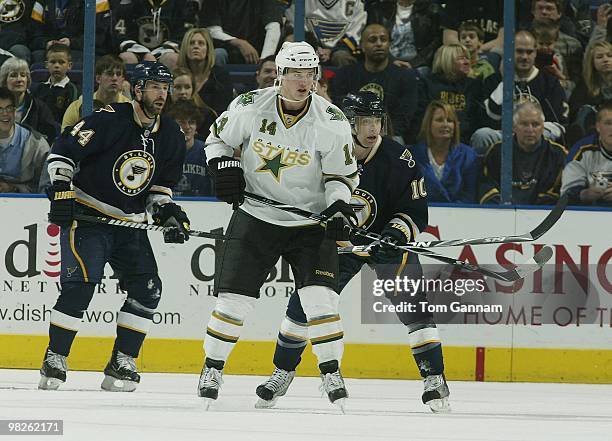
[48,282,96,356]
[407,320,444,376]
[273,316,308,371]
[114,299,156,358]
[48,310,81,356]
[299,286,344,365]
[204,293,255,362]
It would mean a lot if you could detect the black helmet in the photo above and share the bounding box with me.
[342,91,385,127]
[130,61,173,91]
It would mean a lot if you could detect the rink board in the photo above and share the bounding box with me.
[1,197,611,383]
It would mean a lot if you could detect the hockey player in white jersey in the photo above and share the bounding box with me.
[198,41,359,410]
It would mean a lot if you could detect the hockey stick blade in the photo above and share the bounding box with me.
[73,214,226,240]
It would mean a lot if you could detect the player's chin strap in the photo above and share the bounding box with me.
[135,97,158,121]
[274,78,318,103]
[243,192,558,282]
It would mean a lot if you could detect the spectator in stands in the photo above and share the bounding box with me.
[61,55,130,131]
[255,56,277,89]
[330,23,418,144]
[412,100,478,203]
[589,2,612,43]
[177,28,234,116]
[31,44,79,125]
[112,0,199,69]
[441,0,505,52]
[417,44,484,144]
[0,0,33,63]
[0,87,50,193]
[199,0,283,65]
[532,20,573,95]
[317,73,332,102]
[526,1,583,86]
[365,0,442,71]
[479,101,567,205]
[561,102,612,206]
[284,0,367,66]
[30,0,113,63]
[0,58,58,143]
[567,41,612,144]
[472,30,568,155]
[167,66,217,140]
[166,100,213,196]
[459,22,497,80]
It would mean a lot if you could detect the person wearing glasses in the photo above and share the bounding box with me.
[0,87,50,193]
[61,55,131,131]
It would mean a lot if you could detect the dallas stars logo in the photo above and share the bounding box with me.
[237,91,257,107]
[326,106,347,121]
[256,150,293,182]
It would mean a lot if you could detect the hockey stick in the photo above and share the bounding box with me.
[243,192,553,282]
[74,214,226,240]
[338,195,569,253]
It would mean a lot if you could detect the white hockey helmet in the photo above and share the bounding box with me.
[275,41,321,80]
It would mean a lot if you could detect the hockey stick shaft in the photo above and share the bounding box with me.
[74,214,226,240]
[243,192,551,281]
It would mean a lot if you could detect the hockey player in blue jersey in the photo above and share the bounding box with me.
[39,61,190,392]
[256,91,451,413]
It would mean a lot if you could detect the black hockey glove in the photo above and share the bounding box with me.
[152,203,191,244]
[372,222,411,264]
[47,182,75,227]
[321,200,358,241]
[209,156,245,209]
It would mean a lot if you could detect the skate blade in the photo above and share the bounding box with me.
[100,375,137,392]
[255,397,278,409]
[427,397,451,413]
[332,397,347,414]
[38,376,64,390]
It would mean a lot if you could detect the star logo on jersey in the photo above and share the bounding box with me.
[237,91,257,107]
[255,150,293,182]
[326,106,347,121]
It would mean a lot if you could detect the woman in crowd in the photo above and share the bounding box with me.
[417,44,483,144]
[0,58,58,142]
[166,66,217,139]
[412,100,478,203]
[567,40,612,145]
[176,28,233,116]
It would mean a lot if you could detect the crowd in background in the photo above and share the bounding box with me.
[0,0,611,206]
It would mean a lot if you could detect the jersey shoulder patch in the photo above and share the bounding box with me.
[399,148,416,168]
[236,90,259,107]
[325,105,347,121]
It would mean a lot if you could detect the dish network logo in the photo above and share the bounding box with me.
[4,224,61,278]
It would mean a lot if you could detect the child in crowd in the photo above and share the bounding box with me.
[458,22,496,81]
[31,44,79,125]
[532,20,573,96]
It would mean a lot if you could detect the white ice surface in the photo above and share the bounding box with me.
[1,369,611,441]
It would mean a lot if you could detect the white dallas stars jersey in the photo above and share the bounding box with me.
[206,87,359,226]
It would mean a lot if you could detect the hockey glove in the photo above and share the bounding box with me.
[209,156,245,209]
[372,222,412,264]
[321,200,358,241]
[47,182,75,227]
[152,203,191,244]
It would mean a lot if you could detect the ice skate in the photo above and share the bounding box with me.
[255,368,295,409]
[198,364,224,410]
[101,350,140,392]
[38,348,67,390]
[319,362,348,413]
[422,374,451,413]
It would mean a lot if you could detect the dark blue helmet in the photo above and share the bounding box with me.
[130,61,173,91]
[342,91,385,124]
